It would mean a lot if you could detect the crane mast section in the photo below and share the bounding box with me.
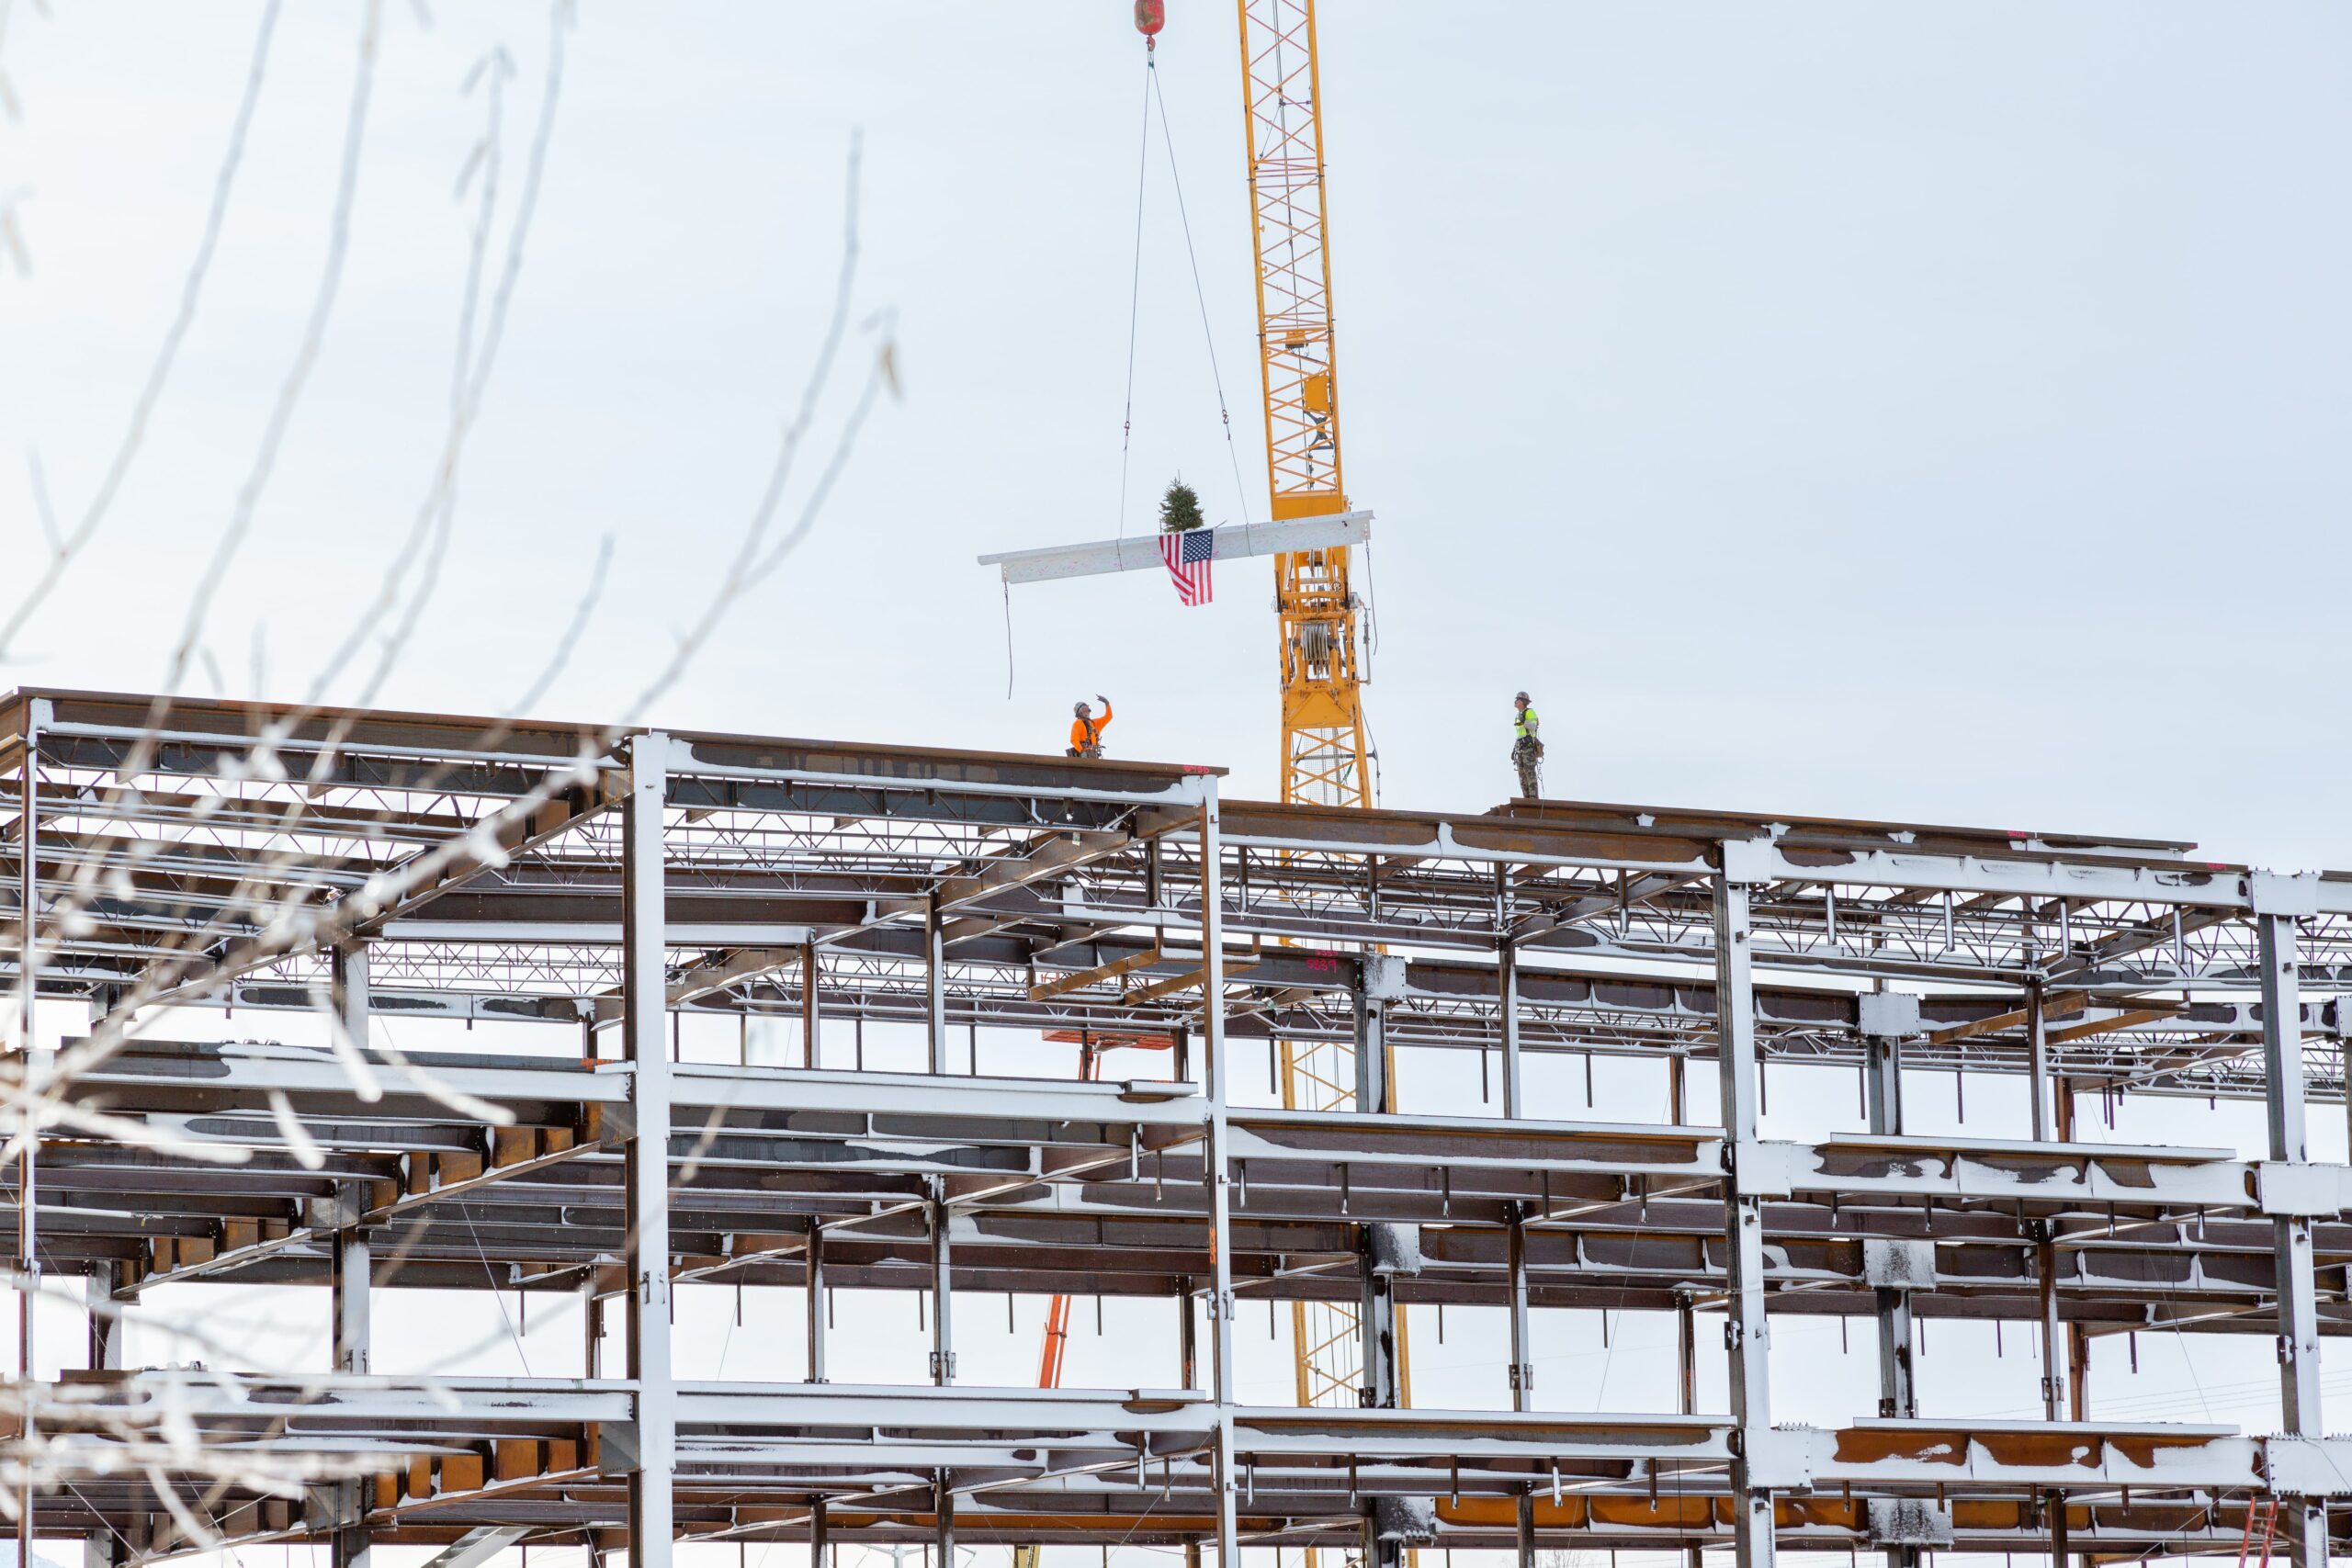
[1237,0,1367,811]
[1236,0,1382,1472]
[1240,0,1344,515]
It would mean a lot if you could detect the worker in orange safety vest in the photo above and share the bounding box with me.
[1068,695,1113,759]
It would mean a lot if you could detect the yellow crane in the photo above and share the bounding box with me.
[1237,0,1369,814]
[1229,0,1400,1446]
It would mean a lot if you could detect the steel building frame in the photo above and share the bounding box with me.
[6,690,2352,1568]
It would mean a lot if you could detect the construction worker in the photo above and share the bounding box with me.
[1510,690,1543,798]
[1069,694,1113,759]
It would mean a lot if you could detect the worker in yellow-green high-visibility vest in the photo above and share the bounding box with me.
[1510,691,1544,799]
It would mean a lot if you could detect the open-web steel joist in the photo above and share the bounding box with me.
[6,689,2352,1568]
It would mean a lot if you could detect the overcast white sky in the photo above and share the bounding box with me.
[5,0,2351,1480]
[8,3,2352,867]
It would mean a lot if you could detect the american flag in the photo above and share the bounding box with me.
[1159,527,1215,606]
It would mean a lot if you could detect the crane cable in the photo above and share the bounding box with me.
[1021,43,1250,700]
[1016,43,1159,701]
[1114,46,1155,541]
[1147,56,1253,533]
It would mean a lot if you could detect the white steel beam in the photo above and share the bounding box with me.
[2259,899,2329,1568]
[1714,868,1776,1568]
[622,732,675,1568]
[1860,1014,1916,1450]
[1200,785,1239,1568]
[417,1526,530,1568]
[978,512,1372,585]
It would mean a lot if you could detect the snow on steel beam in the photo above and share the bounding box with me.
[665,1063,1204,1127]
[226,982,586,1024]
[1198,801,2352,917]
[1491,797,2200,865]
[672,1382,1215,1437]
[1751,1419,2352,1495]
[376,920,832,946]
[59,1038,623,1113]
[978,512,1372,585]
[16,689,612,773]
[49,1374,635,1429]
[1744,843,2258,909]
[1225,1110,1721,1179]
[666,735,1222,810]
[1234,1406,1734,1466]
[1765,1133,2255,1208]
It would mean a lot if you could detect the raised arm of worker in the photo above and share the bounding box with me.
[1094,694,1113,734]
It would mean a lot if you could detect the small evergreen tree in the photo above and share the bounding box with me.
[1158,478,1204,533]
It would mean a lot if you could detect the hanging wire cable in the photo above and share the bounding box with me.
[1149,60,1254,529]
[1114,51,1154,541]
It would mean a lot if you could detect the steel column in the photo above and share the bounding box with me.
[801,941,820,1068]
[2052,1077,2090,1425]
[1497,867,1523,1118]
[584,1284,602,1378]
[1356,1233,1398,1410]
[808,1498,828,1568]
[85,1271,117,1373]
[331,919,374,1566]
[1515,1485,1536,1568]
[1498,941,1523,1117]
[1201,789,1234,1407]
[622,732,675,1568]
[2259,907,2328,1568]
[14,699,36,1053]
[334,1229,370,1376]
[2036,1222,2064,1420]
[331,941,370,1047]
[805,1225,827,1383]
[1356,954,1401,1411]
[1352,964,1388,1113]
[2025,976,2051,1142]
[1715,869,1777,1568]
[14,704,37,1568]
[84,1265,118,1568]
[1679,1291,1702,1568]
[1677,1292,1696,1417]
[1506,1201,1532,1410]
[332,947,373,1393]
[929,1179,955,1386]
[1862,1031,1903,1138]
[1180,1277,1198,1391]
[1862,1027,1916,1434]
[1200,786,1238,1566]
[332,1201,370,1568]
[1212,1417,1238,1568]
[925,895,947,1074]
